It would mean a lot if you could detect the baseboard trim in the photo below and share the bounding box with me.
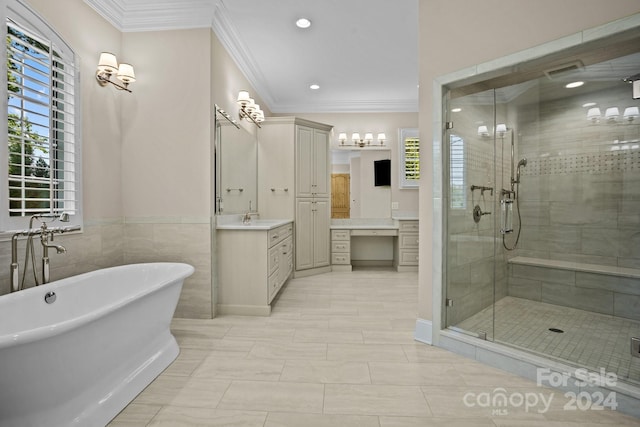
[414,318,432,345]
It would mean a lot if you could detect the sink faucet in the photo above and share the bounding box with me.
[243,200,253,224]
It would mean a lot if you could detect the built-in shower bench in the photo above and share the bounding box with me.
[507,256,640,321]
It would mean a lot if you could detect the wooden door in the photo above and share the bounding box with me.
[331,174,350,218]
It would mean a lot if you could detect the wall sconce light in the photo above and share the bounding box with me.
[605,107,620,122]
[623,106,639,122]
[477,125,490,137]
[587,107,601,123]
[338,132,386,148]
[237,90,264,127]
[496,123,507,137]
[95,52,135,93]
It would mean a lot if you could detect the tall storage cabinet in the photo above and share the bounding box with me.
[259,118,332,277]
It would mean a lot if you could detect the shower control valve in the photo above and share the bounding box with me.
[472,205,491,223]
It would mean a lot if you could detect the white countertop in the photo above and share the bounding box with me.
[216,215,292,230]
[330,218,398,230]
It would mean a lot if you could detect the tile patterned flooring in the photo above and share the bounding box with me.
[456,296,640,384]
[109,269,640,426]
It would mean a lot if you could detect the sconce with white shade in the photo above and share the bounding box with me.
[95,52,136,93]
[338,131,386,148]
[236,90,264,127]
[587,107,601,123]
[496,123,507,137]
[477,125,490,137]
[623,106,639,122]
[605,107,620,122]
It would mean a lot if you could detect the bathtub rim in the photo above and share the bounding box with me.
[0,262,194,350]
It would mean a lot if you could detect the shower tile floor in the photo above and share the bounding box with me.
[109,271,640,426]
[457,296,640,384]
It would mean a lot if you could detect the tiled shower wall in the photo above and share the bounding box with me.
[516,84,640,267]
[0,218,213,319]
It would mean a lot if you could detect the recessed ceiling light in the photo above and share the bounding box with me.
[565,81,584,88]
[296,18,311,29]
[582,102,596,107]
[309,84,320,90]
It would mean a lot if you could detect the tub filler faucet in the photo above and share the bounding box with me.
[9,213,80,292]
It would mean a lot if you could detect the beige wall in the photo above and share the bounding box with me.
[121,29,211,218]
[418,0,640,321]
[26,0,123,220]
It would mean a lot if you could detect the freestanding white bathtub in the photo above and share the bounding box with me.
[0,262,194,427]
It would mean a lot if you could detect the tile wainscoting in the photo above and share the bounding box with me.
[0,217,213,319]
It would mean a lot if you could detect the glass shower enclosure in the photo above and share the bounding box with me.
[442,42,640,388]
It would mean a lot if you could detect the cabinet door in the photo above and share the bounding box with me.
[313,199,330,267]
[296,126,314,197]
[295,199,314,270]
[313,129,329,197]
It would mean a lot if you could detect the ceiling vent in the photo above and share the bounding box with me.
[544,60,584,80]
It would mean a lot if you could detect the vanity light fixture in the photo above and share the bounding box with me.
[338,132,386,148]
[605,107,620,122]
[623,106,639,122]
[477,125,490,137]
[236,90,264,127]
[587,107,601,122]
[95,52,136,93]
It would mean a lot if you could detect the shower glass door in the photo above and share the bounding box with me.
[443,88,500,341]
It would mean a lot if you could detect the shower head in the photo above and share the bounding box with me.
[517,158,527,167]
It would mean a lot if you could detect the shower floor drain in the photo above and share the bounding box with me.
[548,328,564,333]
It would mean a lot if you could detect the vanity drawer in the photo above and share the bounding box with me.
[398,221,419,232]
[268,268,280,300]
[350,228,397,236]
[399,233,419,248]
[398,249,419,265]
[332,240,351,253]
[268,246,280,275]
[331,229,350,241]
[268,223,293,247]
[332,252,351,265]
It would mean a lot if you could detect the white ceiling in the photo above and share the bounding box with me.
[83,0,419,114]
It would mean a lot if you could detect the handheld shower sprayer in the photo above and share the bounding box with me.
[516,158,527,184]
[511,158,527,189]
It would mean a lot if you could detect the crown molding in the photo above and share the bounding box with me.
[210,2,277,111]
[83,0,218,32]
[82,0,127,31]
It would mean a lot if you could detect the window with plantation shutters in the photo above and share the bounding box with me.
[3,3,81,232]
[449,134,466,209]
[399,128,419,188]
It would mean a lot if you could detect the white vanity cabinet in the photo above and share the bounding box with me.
[258,117,333,277]
[217,221,293,315]
[331,229,351,269]
[296,198,330,270]
[394,219,419,271]
[296,125,330,198]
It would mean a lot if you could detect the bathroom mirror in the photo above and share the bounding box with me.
[331,148,392,218]
[214,106,258,214]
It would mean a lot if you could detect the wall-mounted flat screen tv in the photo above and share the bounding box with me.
[374,159,391,186]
